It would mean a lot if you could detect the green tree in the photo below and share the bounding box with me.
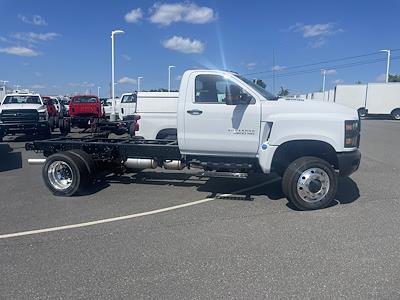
[277,86,289,97]
[389,74,400,82]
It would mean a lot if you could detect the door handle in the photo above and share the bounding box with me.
[187,109,203,115]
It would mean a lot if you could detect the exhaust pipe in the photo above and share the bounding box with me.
[163,160,185,170]
[28,158,46,165]
[124,158,157,170]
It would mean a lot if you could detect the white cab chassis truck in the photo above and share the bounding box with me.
[26,70,361,210]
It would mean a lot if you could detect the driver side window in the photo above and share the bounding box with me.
[195,74,254,104]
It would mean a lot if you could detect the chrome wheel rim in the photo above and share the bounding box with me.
[47,161,73,190]
[297,168,330,203]
[394,112,400,120]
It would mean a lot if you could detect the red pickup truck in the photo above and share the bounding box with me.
[58,95,104,135]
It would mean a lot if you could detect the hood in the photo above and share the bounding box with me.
[263,98,358,121]
[0,103,46,111]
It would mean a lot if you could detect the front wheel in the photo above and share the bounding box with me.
[391,109,400,120]
[282,157,338,210]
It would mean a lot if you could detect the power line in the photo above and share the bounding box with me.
[244,48,400,76]
[258,56,400,80]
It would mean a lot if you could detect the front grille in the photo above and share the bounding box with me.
[0,109,39,124]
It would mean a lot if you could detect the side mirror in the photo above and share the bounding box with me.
[225,94,252,105]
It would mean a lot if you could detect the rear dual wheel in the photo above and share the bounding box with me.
[282,157,338,210]
[42,150,95,196]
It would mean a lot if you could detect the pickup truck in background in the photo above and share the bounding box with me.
[58,95,104,135]
[0,93,51,141]
[26,69,361,211]
[119,92,179,139]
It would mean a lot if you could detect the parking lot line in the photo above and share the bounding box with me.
[0,177,280,240]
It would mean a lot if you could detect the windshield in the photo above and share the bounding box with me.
[72,97,98,103]
[2,95,42,105]
[121,94,136,103]
[235,75,278,100]
[60,99,70,105]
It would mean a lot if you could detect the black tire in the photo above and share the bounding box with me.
[129,122,136,137]
[48,116,55,131]
[282,156,338,210]
[391,109,400,120]
[41,127,52,139]
[42,151,89,196]
[59,118,70,136]
[67,149,96,182]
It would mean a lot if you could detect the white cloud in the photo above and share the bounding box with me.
[125,8,143,23]
[271,65,286,71]
[122,54,132,61]
[18,14,47,26]
[31,84,46,89]
[150,2,215,26]
[0,46,40,57]
[11,32,61,43]
[176,75,183,81]
[332,79,344,85]
[162,36,204,54]
[245,62,256,70]
[34,72,43,77]
[69,82,95,88]
[288,22,342,48]
[376,73,386,82]
[324,69,337,75]
[118,77,137,85]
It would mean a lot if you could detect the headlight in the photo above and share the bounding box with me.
[344,120,360,148]
[38,111,48,121]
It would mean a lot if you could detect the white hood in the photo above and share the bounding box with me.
[262,98,358,121]
[0,103,46,112]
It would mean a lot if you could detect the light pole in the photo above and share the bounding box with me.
[380,49,391,83]
[97,86,101,97]
[111,29,125,121]
[168,65,175,92]
[321,69,327,93]
[0,80,9,94]
[137,76,143,92]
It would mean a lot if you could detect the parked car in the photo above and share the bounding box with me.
[59,97,71,115]
[0,93,51,141]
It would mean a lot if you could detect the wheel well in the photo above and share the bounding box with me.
[156,128,177,139]
[271,140,338,175]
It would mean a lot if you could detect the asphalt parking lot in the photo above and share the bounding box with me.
[0,120,399,299]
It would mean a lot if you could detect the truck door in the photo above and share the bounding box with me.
[183,74,261,157]
[119,94,137,119]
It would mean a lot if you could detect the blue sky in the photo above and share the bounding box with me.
[0,0,399,96]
